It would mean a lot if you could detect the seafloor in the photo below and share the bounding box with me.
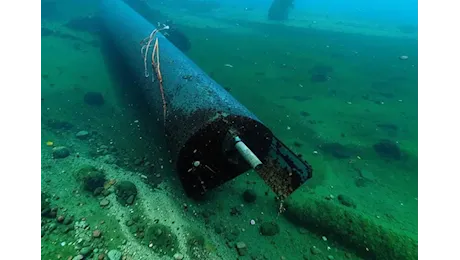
[41,1,418,260]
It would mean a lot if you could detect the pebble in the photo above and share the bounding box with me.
[259,222,280,236]
[56,215,65,223]
[52,146,70,159]
[72,255,84,260]
[173,253,184,260]
[310,246,321,255]
[63,216,74,225]
[134,158,143,165]
[93,229,102,238]
[79,247,92,256]
[48,223,57,232]
[156,229,163,236]
[399,55,409,60]
[76,130,90,140]
[235,242,247,256]
[126,195,135,205]
[338,194,357,208]
[327,255,334,260]
[108,249,122,260]
[325,194,334,200]
[100,199,110,207]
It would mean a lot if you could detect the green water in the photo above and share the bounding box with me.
[41,1,417,259]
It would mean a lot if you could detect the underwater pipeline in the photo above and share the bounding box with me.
[99,0,312,199]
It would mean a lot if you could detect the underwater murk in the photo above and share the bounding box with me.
[41,0,418,259]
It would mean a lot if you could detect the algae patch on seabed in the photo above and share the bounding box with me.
[141,224,179,257]
[185,229,218,259]
[74,165,107,193]
[120,199,183,258]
